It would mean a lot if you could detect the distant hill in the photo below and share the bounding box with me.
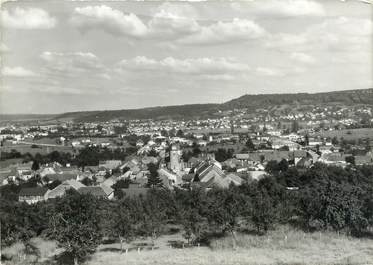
[3,89,372,123]
[222,88,373,110]
[56,88,372,122]
[0,114,56,123]
[56,104,221,122]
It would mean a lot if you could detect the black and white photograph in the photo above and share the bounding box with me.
[0,0,372,264]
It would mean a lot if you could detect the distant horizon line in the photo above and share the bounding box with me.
[1,87,372,116]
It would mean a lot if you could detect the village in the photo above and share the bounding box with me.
[1,104,372,204]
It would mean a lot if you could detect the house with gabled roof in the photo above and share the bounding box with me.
[47,179,86,199]
[158,167,181,187]
[192,161,228,189]
[100,183,114,200]
[19,187,49,204]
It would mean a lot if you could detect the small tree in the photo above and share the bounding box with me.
[176,188,210,244]
[112,178,133,199]
[265,160,279,174]
[245,138,255,151]
[345,156,355,165]
[141,195,167,245]
[278,159,289,172]
[31,161,40,171]
[252,190,276,233]
[50,190,101,265]
[81,177,93,186]
[112,199,137,252]
[176,129,184,138]
[207,189,249,249]
[147,163,163,188]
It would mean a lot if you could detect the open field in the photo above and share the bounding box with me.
[3,228,373,265]
[0,158,23,168]
[0,144,75,155]
[88,229,373,265]
[312,128,373,141]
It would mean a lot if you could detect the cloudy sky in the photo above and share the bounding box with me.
[0,0,372,114]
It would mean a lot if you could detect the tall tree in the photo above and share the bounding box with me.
[49,190,101,265]
[31,160,40,171]
[245,138,255,151]
[111,199,137,252]
[147,163,162,188]
[207,189,249,249]
[252,190,276,233]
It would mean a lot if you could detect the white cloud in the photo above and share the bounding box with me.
[255,67,285,77]
[312,16,372,37]
[148,12,199,38]
[2,7,56,29]
[40,51,105,74]
[231,0,325,17]
[290,52,316,64]
[36,51,112,95]
[266,17,372,52]
[117,56,250,75]
[2,66,37,77]
[71,4,200,39]
[0,43,10,53]
[200,74,236,81]
[179,18,266,45]
[71,5,148,37]
[70,5,266,45]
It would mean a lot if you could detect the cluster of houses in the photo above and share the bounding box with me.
[2,122,373,205]
[11,138,372,205]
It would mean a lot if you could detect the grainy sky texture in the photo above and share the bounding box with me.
[0,0,372,114]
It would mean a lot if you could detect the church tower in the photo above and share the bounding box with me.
[170,144,182,173]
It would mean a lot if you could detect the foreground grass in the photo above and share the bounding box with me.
[3,228,373,265]
[89,228,373,265]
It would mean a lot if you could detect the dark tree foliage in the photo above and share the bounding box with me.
[0,161,372,261]
[214,148,234,162]
[300,181,368,233]
[176,129,184,138]
[147,163,163,188]
[48,179,62,190]
[126,190,169,244]
[110,198,138,252]
[207,188,250,248]
[265,160,280,174]
[148,149,158,157]
[345,156,355,165]
[175,188,210,244]
[31,160,40,171]
[75,147,128,168]
[0,149,22,161]
[0,200,50,247]
[81,177,94,186]
[49,190,101,265]
[245,138,255,151]
[113,125,128,135]
[182,150,194,162]
[112,178,133,199]
[252,190,276,232]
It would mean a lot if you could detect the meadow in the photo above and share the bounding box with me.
[0,144,74,155]
[312,128,373,141]
[3,228,373,265]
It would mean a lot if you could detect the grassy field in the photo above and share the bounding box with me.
[0,144,74,155]
[0,158,23,168]
[4,228,372,265]
[88,229,373,265]
[312,128,373,141]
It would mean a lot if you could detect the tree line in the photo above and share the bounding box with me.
[1,163,373,264]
